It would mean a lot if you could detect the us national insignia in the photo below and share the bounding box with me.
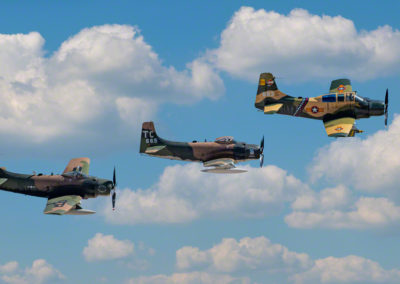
[311,106,319,113]
[335,126,344,131]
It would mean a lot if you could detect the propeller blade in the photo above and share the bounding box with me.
[259,136,265,168]
[112,167,117,211]
[112,191,116,211]
[113,167,116,186]
[385,89,389,127]
[260,136,264,153]
[260,154,264,168]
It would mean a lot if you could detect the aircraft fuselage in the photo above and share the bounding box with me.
[0,169,113,199]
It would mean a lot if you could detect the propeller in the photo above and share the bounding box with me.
[260,136,264,168]
[385,89,389,127]
[112,167,117,211]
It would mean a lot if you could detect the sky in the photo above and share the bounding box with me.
[0,1,400,283]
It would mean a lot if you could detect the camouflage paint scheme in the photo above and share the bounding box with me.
[140,122,262,173]
[0,158,114,215]
[255,73,386,137]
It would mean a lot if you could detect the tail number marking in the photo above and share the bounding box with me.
[143,130,158,144]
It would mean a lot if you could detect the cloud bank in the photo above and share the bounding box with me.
[0,259,64,284]
[0,25,223,150]
[208,7,400,81]
[102,163,309,224]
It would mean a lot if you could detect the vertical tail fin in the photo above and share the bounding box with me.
[257,72,278,94]
[255,73,278,109]
[255,73,288,111]
[140,121,164,153]
[0,167,7,178]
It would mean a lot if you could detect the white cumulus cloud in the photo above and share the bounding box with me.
[0,259,64,284]
[0,261,18,274]
[126,272,250,284]
[286,196,400,229]
[102,163,309,224]
[176,236,311,273]
[292,255,400,284]
[0,25,223,151]
[83,233,134,262]
[309,115,400,195]
[172,236,400,283]
[207,7,400,81]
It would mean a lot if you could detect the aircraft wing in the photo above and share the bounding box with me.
[44,195,95,215]
[202,158,247,174]
[63,158,90,175]
[323,117,356,137]
[329,79,352,93]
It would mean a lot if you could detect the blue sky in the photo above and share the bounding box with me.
[1,1,400,283]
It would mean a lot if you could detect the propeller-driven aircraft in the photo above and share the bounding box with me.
[140,122,264,173]
[0,158,117,215]
[255,73,389,137]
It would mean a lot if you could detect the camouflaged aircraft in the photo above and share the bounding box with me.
[0,158,117,215]
[255,73,389,137]
[140,121,264,173]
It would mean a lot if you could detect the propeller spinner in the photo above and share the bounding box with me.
[260,136,264,168]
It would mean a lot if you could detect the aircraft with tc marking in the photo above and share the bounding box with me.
[254,72,389,137]
[0,158,117,215]
[140,121,264,173]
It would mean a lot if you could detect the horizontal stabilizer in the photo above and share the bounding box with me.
[144,145,166,154]
[264,103,283,114]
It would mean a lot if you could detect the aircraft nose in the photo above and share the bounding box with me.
[247,145,260,158]
[369,100,384,116]
[96,181,113,196]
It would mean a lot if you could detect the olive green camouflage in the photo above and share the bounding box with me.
[0,158,116,215]
[140,122,265,173]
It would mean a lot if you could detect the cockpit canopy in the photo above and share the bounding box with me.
[321,92,356,103]
[62,171,88,179]
[215,136,234,144]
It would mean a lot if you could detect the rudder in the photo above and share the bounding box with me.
[140,121,163,153]
[255,73,280,110]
